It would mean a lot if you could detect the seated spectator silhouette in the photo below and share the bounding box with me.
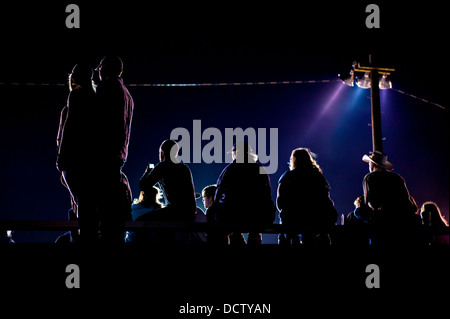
[347,196,372,224]
[132,187,163,221]
[211,142,276,245]
[343,195,373,246]
[202,185,217,218]
[126,186,163,243]
[362,151,419,245]
[191,192,208,244]
[420,201,449,245]
[202,184,227,245]
[277,148,337,245]
[139,140,197,243]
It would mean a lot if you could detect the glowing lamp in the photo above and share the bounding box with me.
[378,74,392,90]
[339,70,354,87]
[355,72,371,89]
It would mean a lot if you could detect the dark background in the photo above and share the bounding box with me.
[0,1,447,243]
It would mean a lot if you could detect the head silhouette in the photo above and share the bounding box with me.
[69,64,93,91]
[421,201,449,227]
[232,141,257,163]
[96,55,123,80]
[138,186,162,207]
[289,148,321,172]
[159,139,179,163]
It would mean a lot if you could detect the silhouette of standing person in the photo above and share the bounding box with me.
[58,57,134,245]
[57,63,98,243]
[92,55,134,244]
[277,148,337,245]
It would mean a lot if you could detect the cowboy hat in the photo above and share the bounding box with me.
[362,151,394,170]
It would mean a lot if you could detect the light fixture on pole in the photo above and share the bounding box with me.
[338,56,395,153]
[339,70,354,87]
[355,72,371,89]
[379,73,392,90]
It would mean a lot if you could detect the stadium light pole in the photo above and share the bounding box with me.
[339,56,395,153]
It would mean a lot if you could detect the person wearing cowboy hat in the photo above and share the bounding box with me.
[362,151,418,244]
[362,150,394,172]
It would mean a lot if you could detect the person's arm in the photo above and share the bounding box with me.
[276,183,284,212]
[56,105,68,150]
[56,93,79,171]
[363,174,376,210]
[212,165,227,204]
[139,162,162,190]
[276,172,288,212]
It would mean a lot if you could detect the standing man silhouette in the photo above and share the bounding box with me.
[93,55,134,244]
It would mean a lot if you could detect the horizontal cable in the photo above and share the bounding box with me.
[126,79,339,87]
[1,80,444,110]
[0,82,66,87]
[393,88,446,110]
[0,79,339,87]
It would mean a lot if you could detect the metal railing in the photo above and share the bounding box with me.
[1,220,448,235]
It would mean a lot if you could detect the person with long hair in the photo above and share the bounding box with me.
[277,147,337,245]
[420,201,449,245]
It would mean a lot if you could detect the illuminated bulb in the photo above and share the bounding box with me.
[339,70,354,87]
[355,72,371,89]
[379,74,392,90]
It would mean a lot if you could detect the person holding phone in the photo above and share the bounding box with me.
[138,140,197,225]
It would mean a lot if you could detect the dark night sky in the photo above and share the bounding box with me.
[0,1,447,242]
